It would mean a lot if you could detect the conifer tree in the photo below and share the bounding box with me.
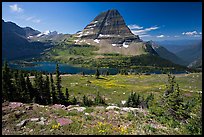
[65,88,69,101]
[13,70,20,101]
[2,61,14,102]
[19,72,30,103]
[44,74,51,104]
[55,64,65,104]
[95,68,100,79]
[34,73,43,104]
[50,73,57,104]
[26,75,34,101]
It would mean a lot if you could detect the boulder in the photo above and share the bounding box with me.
[36,121,45,125]
[30,118,39,122]
[16,119,29,127]
[106,106,120,110]
[56,118,73,126]
[68,107,86,112]
[9,102,23,109]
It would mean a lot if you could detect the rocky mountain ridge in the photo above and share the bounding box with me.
[74,9,157,56]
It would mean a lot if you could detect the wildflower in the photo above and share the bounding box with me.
[119,126,128,134]
[98,122,103,126]
[99,129,105,133]
[52,123,61,129]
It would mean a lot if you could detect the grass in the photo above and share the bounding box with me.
[60,73,202,105]
[2,73,202,135]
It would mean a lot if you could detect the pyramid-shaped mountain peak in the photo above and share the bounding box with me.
[76,9,141,44]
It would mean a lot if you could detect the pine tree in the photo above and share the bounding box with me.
[26,75,34,102]
[95,69,100,79]
[65,88,69,101]
[50,73,57,104]
[94,91,105,105]
[162,74,190,121]
[44,74,51,104]
[71,96,77,105]
[2,61,14,102]
[55,64,65,104]
[19,72,30,103]
[83,95,93,106]
[105,70,110,76]
[13,70,20,101]
[34,73,43,104]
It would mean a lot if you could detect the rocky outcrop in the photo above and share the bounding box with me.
[76,9,141,45]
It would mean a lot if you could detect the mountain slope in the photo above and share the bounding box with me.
[188,57,202,69]
[2,20,50,60]
[175,42,202,65]
[155,39,202,54]
[149,41,188,66]
[73,9,158,56]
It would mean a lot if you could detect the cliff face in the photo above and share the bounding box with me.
[74,9,161,56]
[77,9,141,44]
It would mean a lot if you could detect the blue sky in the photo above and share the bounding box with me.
[2,2,202,41]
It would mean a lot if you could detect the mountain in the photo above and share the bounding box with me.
[175,42,202,65]
[24,27,41,37]
[74,9,157,56]
[155,39,202,54]
[188,57,202,69]
[148,41,187,66]
[2,20,50,60]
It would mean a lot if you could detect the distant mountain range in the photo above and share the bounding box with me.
[2,20,50,60]
[2,19,70,60]
[156,39,202,67]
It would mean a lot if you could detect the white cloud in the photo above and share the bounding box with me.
[32,19,41,23]
[199,32,202,35]
[140,34,151,37]
[130,26,159,35]
[128,24,143,30]
[9,4,23,13]
[174,35,180,37]
[157,35,165,38]
[26,16,35,21]
[182,31,198,36]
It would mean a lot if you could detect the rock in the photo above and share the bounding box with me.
[95,106,105,110]
[79,9,140,44]
[16,119,28,127]
[25,106,33,110]
[38,105,45,108]
[40,117,46,122]
[121,100,126,105]
[30,118,39,122]
[56,118,73,126]
[68,107,86,112]
[9,102,23,109]
[106,106,120,110]
[52,104,66,109]
[121,107,131,112]
[36,121,45,125]
[14,110,22,118]
[66,105,79,109]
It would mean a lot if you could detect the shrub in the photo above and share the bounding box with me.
[82,95,93,107]
[94,91,106,105]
